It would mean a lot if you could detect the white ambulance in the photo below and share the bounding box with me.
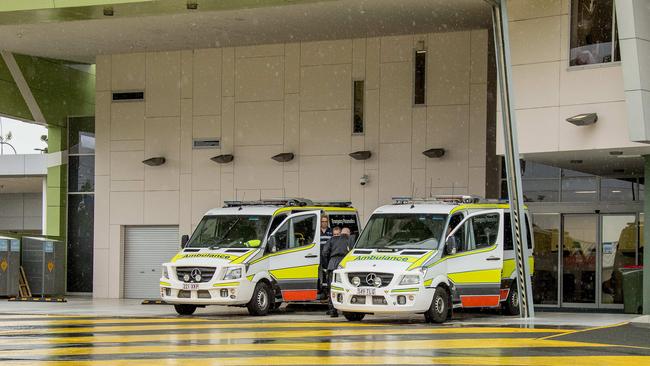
[331,196,534,323]
[160,199,360,316]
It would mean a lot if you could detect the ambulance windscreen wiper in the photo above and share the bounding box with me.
[209,218,241,250]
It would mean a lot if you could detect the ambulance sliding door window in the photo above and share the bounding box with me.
[290,214,317,249]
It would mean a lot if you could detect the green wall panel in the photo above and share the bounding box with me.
[0,57,33,121]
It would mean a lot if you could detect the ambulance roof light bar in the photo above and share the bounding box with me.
[392,195,483,205]
[224,198,314,208]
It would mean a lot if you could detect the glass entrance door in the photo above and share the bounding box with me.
[600,215,637,307]
[562,215,597,305]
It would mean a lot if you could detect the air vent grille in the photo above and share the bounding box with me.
[112,91,144,101]
[193,138,221,149]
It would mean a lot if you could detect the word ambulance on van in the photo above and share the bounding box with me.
[331,196,534,323]
[160,199,360,316]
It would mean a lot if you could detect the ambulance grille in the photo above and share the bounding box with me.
[347,272,394,287]
[176,267,216,283]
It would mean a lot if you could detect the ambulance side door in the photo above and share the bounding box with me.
[444,210,504,308]
[266,210,321,301]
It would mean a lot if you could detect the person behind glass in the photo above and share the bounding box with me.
[320,214,332,238]
[323,226,351,317]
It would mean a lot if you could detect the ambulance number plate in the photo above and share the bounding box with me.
[183,283,199,290]
[356,287,376,296]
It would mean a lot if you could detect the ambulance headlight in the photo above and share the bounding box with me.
[400,274,421,285]
[333,272,341,283]
[223,267,242,280]
[161,266,169,279]
[351,276,361,287]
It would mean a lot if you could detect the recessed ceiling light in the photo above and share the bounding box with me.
[609,151,623,156]
[617,154,642,159]
[570,159,583,164]
[103,7,114,16]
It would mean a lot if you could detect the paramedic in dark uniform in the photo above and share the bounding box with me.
[320,214,332,237]
[322,227,352,317]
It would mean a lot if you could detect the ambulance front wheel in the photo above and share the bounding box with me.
[247,282,272,316]
[343,312,365,321]
[174,304,197,316]
[424,286,450,323]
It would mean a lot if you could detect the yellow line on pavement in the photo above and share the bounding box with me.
[4,356,650,366]
[538,321,629,341]
[0,321,381,336]
[0,326,569,346]
[0,338,608,357]
[0,317,218,327]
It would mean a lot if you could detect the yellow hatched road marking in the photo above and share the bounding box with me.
[0,327,569,346]
[0,338,611,357]
[4,356,650,366]
[0,321,381,336]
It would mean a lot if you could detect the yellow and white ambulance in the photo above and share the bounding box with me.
[331,196,533,323]
[160,199,360,316]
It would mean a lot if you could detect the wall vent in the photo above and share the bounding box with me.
[112,91,144,102]
[193,138,220,149]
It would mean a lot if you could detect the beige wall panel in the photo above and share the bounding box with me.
[380,35,413,63]
[301,39,352,66]
[380,61,412,143]
[144,191,180,225]
[512,62,560,109]
[285,43,300,94]
[284,94,300,172]
[507,0,563,21]
[94,175,110,250]
[362,169,379,223]
[235,189,261,201]
[235,56,284,102]
[180,99,192,174]
[95,91,110,176]
[261,189,284,199]
[300,64,351,111]
[110,102,144,140]
[284,171,300,197]
[221,96,235,173]
[468,166,486,197]
[299,155,350,200]
[191,149,221,191]
[193,115,221,139]
[146,51,181,117]
[235,101,284,146]
[110,150,144,181]
[560,14,569,61]
[412,107,427,170]
[92,248,109,298]
[469,84,488,167]
[111,53,145,91]
[352,38,366,79]
[559,65,626,106]
[510,16,561,65]
[108,224,123,298]
[95,55,111,92]
[427,31,470,106]
[144,117,180,191]
[378,142,412,204]
[179,174,192,236]
[365,38,380,90]
[559,101,641,150]
[180,50,193,99]
[470,30,488,84]
[513,107,560,153]
[110,180,144,192]
[222,47,235,97]
[236,44,284,58]
[109,191,143,224]
[411,168,426,199]
[350,158,365,213]
[191,190,221,227]
[300,109,351,156]
[193,48,222,115]
[221,172,235,203]
[110,139,144,152]
[426,105,469,188]
[233,145,284,190]
[364,89,380,170]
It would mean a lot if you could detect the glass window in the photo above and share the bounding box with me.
[532,214,560,305]
[468,213,500,250]
[601,215,637,304]
[356,214,447,250]
[352,80,364,134]
[523,179,560,202]
[68,156,95,193]
[561,176,598,202]
[68,116,95,154]
[187,215,272,248]
[268,214,287,236]
[562,215,597,304]
[570,0,620,66]
[272,221,290,252]
[329,213,360,237]
[414,50,426,105]
[503,213,533,250]
[290,214,317,248]
[66,194,94,292]
[600,178,635,201]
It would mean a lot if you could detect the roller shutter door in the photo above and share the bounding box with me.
[124,226,179,299]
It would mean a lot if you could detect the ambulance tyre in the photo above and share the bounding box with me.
[503,286,520,316]
[343,312,365,321]
[247,282,272,316]
[425,286,450,323]
[174,304,197,316]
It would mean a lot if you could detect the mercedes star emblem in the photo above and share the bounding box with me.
[191,268,202,282]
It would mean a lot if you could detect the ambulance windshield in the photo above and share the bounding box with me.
[355,214,447,250]
[187,215,271,249]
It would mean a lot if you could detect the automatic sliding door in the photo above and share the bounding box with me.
[600,215,637,306]
[532,214,560,306]
[562,215,597,305]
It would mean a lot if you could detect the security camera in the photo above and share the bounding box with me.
[360,174,369,186]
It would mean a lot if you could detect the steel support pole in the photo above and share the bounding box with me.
[487,0,534,318]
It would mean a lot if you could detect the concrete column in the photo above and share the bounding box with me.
[644,155,650,315]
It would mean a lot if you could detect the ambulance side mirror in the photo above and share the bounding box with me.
[181,235,189,248]
[445,236,458,256]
